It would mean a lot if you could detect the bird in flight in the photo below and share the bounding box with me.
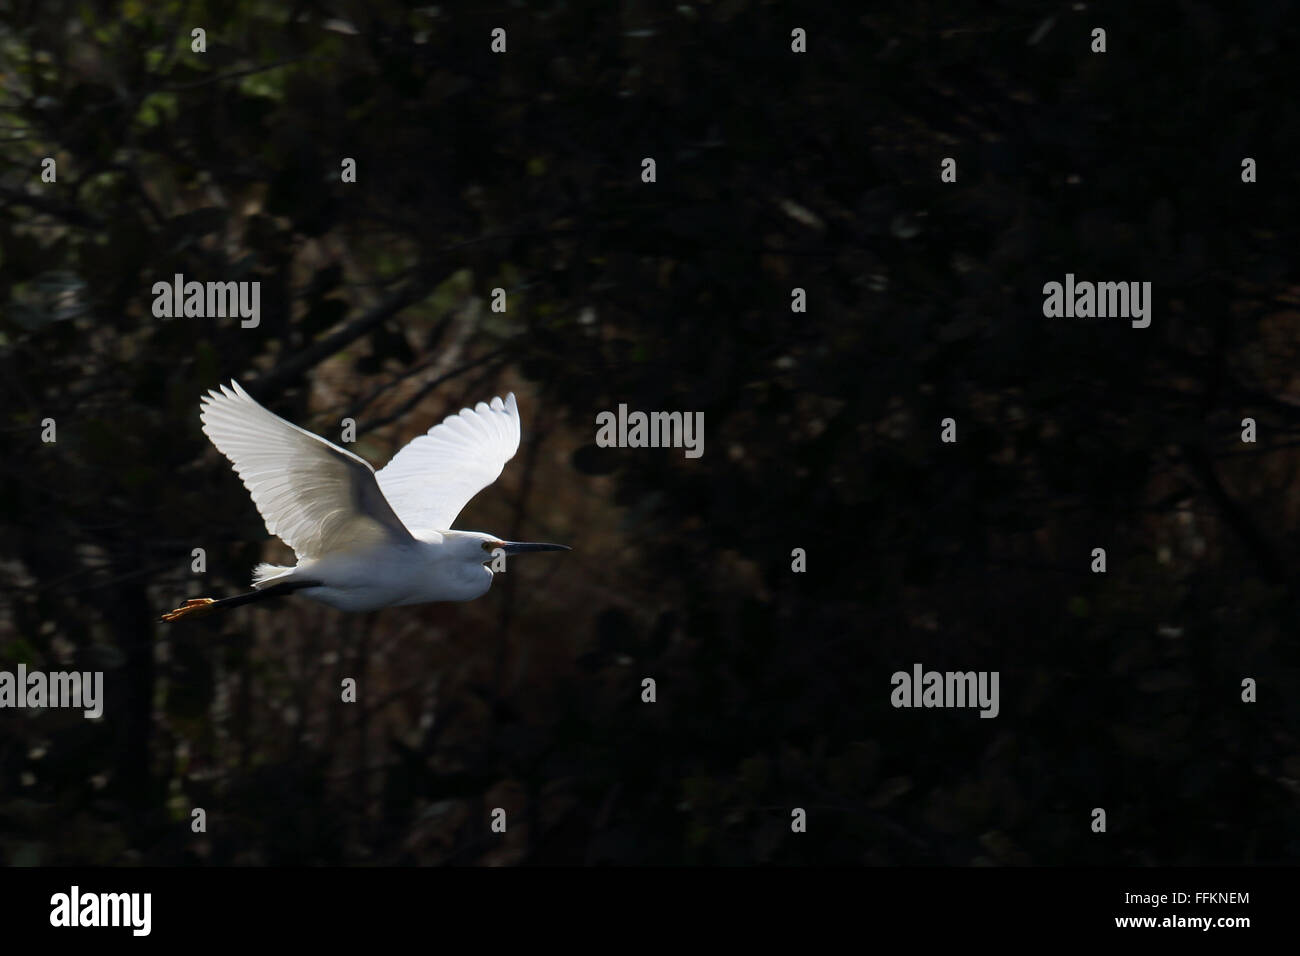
[162,381,568,622]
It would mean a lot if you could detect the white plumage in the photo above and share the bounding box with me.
[375,392,521,535]
[162,380,567,621]
[199,381,415,559]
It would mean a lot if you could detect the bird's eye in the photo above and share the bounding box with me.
[482,541,493,552]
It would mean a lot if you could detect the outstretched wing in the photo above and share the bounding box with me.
[199,380,414,559]
[375,393,521,534]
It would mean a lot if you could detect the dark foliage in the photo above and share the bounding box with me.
[1,1,1298,865]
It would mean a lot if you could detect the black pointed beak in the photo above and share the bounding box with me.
[499,541,571,554]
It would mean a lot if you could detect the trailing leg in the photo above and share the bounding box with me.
[160,580,321,623]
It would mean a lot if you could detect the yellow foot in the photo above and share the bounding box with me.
[160,598,216,623]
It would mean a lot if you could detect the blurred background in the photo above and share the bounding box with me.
[1,1,1298,865]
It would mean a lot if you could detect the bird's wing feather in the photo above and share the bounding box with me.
[200,381,414,559]
[375,393,521,534]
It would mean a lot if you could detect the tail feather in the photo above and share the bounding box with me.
[252,563,293,588]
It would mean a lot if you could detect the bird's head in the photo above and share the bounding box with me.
[449,530,571,568]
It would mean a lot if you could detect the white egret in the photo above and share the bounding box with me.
[161,380,568,622]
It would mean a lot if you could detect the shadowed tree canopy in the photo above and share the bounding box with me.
[0,1,1298,865]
